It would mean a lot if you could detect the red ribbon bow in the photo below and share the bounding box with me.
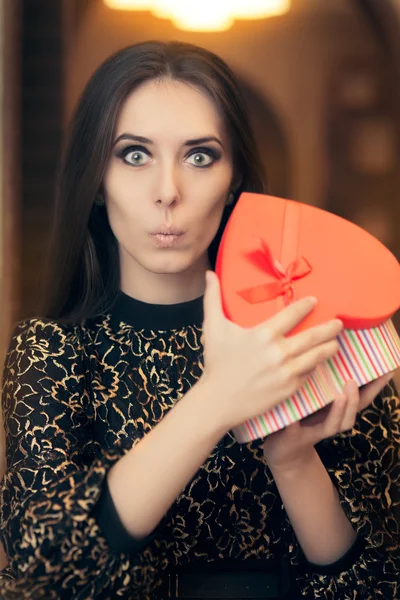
[237,239,312,306]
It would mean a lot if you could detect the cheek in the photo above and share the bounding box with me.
[191,193,226,245]
[102,178,139,249]
[104,169,146,222]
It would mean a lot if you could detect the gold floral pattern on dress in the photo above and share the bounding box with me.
[0,316,399,599]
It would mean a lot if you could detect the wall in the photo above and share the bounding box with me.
[19,1,64,318]
[392,0,400,17]
[0,0,21,572]
[0,0,4,319]
[0,0,5,571]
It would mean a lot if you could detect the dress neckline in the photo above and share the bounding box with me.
[110,290,204,330]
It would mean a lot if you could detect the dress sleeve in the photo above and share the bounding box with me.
[0,319,163,599]
[280,379,400,600]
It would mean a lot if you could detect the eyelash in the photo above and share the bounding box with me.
[115,145,220,168]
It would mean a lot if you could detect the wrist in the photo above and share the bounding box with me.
[267,447,318,477]
[185,374,230,439]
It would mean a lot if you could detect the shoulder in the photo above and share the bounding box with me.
[7,317,83,356]
[6,314,114,349]
[3,318,88,383]
[3,313,121,377]
[1,319,96,420]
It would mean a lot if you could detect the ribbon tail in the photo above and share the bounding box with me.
[289,256,313,280]
[245,240,287,279]
[238,281,285,304]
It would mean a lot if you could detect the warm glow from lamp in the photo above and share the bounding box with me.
[104,0,153,8]
[234,0,291,19]
[153,1,235,31]
[103,0,291,31]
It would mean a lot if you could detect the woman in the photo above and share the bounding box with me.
[0,41,398,600]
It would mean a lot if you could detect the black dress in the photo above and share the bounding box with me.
[0,291,399,599]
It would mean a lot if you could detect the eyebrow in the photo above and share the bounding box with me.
[113,133,224,149]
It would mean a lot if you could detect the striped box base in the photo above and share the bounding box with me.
[232,318,400,443]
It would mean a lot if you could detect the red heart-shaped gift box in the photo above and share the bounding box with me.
[216,193,400,442]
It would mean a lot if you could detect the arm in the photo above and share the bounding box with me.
[0,320,225,598]
[278,381,400,599]
[0,320,136,598]
[106,375,226,539]
[269,449,357,566]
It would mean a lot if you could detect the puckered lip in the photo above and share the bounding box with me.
[149,227,185,235]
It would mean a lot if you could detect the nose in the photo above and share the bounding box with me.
[155,164,181,207]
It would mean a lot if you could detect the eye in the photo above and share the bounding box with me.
[117,145,151,166]
[186,148,219,168]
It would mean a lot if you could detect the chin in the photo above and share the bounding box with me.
[143,255,195,276]
[143,249,208,276]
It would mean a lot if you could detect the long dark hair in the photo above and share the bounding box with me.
[41,41,266,324]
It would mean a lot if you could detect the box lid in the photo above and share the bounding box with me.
[216,193,400,333]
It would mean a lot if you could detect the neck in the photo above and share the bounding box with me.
[119,251,210,304]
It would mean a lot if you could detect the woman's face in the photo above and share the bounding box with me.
[103,78,236,297]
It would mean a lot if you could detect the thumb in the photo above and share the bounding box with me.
[203,270,225,328]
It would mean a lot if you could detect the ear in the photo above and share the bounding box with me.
[232,174,243,192]
[225,175,243,207]
[226,191,235,206]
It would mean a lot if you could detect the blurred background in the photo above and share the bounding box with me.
[1,0,400,564]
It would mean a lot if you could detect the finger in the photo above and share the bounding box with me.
[322,395,348,438]
[257,297,317,339]
[358,371,395,410]
[203,271,225,329]
[287,339,339,377]
[299,403,333,427]
[283,370,318,399]
[284,319,343,358]
[339,380,359,431]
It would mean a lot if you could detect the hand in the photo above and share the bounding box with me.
[262,371,395,473]
[201,270,343,432]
